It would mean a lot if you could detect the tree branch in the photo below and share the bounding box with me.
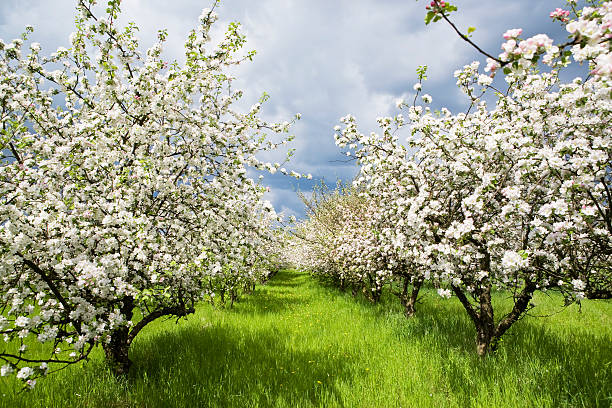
[127,304,195,345]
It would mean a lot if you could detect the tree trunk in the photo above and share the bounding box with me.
[455,280,537,356]
[219,287,225,305]
[476,280,495,356]
[103,297,134,376]
[339,277,346,291]
[230,289,237,308]
[475,320,495,356]
[366,275,382,303]
[489,279,537,353]
[103,326,132,375]
[451,248,496,356]
[401,276,423,318]
[370,287,382,303]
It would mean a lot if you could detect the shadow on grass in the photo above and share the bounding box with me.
[420,301,607,401]
[7,270,608,408]
[5,270,349,408]
[361,286,611,407]
[228,271,312,315]
[129,324,351,407]
[264,272,308,289]
[122,270,352,407]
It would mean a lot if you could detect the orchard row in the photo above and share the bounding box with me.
[291,0,612,355]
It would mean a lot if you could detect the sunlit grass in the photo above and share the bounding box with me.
[1,269,610,407]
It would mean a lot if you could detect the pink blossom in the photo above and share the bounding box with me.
[484,57,499,73]
[592,52,612,76]
[426,0,446,11]
[501,39,516,54]
[550,8,570,22]
[503,28,522,40]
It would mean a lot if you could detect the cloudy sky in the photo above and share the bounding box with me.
[0,0,572,218]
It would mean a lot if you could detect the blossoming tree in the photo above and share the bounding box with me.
[294,177,426,314]
[332,115,430,313]
[291,183,360,290]
[329,0,611,355]
[0,0,295,385]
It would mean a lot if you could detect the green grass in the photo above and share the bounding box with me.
[1,269,610,407]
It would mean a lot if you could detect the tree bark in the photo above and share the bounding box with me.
[475,323,494,356]
[104,326,132,376]
[476,280,495,356]
[454,276,536,356]
[367,275,382,303]
[402,276,423,318]
[103,296,134,376]
[451,246,497,356]
[489,279,537,351]
[230,289,237,308]
[369,286,382,303]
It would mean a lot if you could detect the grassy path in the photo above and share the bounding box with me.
[1,269,611,407]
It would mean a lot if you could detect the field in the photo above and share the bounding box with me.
[1,269,610,408]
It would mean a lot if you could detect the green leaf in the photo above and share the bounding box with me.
[424,11,436,25]
[416,65,428,80]
[467,26,476,36]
